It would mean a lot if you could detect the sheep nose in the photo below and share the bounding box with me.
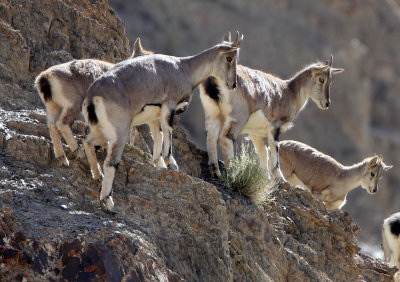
[372,188,377,193]
[325,101,330,108]
[232,82,237,89]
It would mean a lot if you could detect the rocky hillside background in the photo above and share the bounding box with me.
[0,0,399,280]
[109,0,400,256]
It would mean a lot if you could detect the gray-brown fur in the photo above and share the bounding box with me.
[82,33,244,212]
[35,59,115,166]
[34,38,149,167]
[200,54,343,179]
[278,140,392,210]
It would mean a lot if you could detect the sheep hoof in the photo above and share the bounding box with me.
[93,174,102,181]
[274,177,287,185]
[155,158,167,169]
[102,196,116,214]
[209,164,221,178]
[167,162,179,171]
[165,157,179,171]
[58,156,69,167]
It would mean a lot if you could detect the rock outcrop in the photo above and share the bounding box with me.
[0,0,129,111]
[0,109,398,281]
[0,0,399,280]
[109,0,400,254]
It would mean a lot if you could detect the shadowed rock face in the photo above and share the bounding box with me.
[0,0,399,280]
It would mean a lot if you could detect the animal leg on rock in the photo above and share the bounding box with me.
[220,119,238,169]
[161,103,178,170]
[267,127,286,182]
[206,120,222,178]
[129,127,139,147]
[56,106,85,159]
[100,135,127,212]
[47,106,68,166]
[149,120,166,168]
[83,127,106,180]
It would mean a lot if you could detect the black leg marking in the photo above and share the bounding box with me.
[274,127,281,142]
[108,162,120,171]
[39,77,52,102]
[273,145,280,170]
[87,102,98,125]
[390,220,400,236]
[168,133,172,158]
[168,109,175,128]
[204,77,221,103]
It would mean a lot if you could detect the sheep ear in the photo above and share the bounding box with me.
[383,164,393,171]
[223,31,232,42]
[232,31,243,48]
[331,68,344,75]
[367,156,378,168]
[132,37,144,57]
[312,65,329,75]
[220,47,237,54]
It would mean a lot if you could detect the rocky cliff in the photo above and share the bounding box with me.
[0,0,399,281]
[1,108,397,281]
[109,0,400,256]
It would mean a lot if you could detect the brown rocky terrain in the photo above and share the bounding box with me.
[0,0,399,281]
[1,108,397,281]
[109,0,400,256]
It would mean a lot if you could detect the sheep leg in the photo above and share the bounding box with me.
[160,103,178,170]
[382,227,392,263]
[220,119,237,169]
[202,97,223,178]
[83,127,105,180]
[46,105,68,166]
[100,134,128,212]
[148,120,166,168]
[248,135,269,176]
[56,106,85,159]
[206,123,222,178]
[129,127,139,147]
[267,127,286,182]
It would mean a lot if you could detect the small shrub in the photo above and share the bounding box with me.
[222,142,274,203]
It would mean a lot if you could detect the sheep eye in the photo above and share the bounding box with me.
[370,172,375,177]
[319,77,325,84]
[226,57,232,63]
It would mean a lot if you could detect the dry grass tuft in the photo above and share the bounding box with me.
[222,142,277,203]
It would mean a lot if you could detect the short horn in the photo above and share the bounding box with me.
[328,54,333,67]
[232,31,243,47]
[223,31,232,42]
[132,37,143,57]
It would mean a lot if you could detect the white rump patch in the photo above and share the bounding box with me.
[50,76,73,108]
[93,96,117,142]
[131,105,161,126]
